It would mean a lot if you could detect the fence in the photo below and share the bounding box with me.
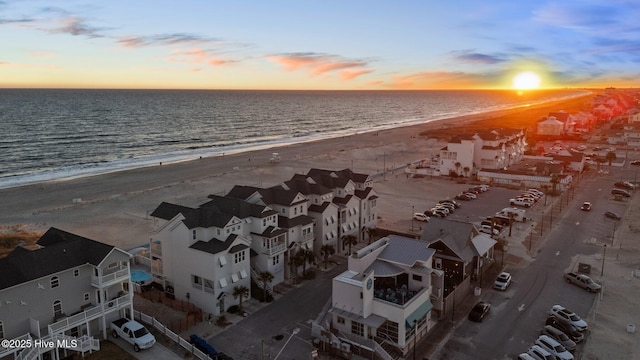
[133,310,211,360]
[138,289,204,333]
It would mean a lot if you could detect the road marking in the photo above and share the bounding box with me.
[518,304,526,312]
[576,221,580,225]
[556,251,560,256]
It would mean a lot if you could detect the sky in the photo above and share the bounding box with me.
[1,0,639,90]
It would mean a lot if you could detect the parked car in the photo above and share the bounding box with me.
[111,318,156,352]
[548,305,588,332]
[545,316,584,343]
[463,192,477,199]
[436,202,456,212]
[510,198,533,208]
[527,344,556,360]
[455,193,473,201]
[563,272,602,292]
[540,325,577,352]
[468,301,490,322]
[481,220,503,232]
[517,354,537,360]
[479,224,499,236]
[614,181,635,190]
[488,215,512,227]
[630,160,640,166]
[580,202,592,211]
[439,199,461,208]
[611,188,631,197]
[426,208,447,218]
[413,213,430,222]
[493,272,512,290]
[604,211,621,220]
[190,334,218,357]
[535,335,574,360]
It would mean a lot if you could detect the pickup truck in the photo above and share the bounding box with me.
[509,198,533,208]
[111,318,156,351]
[563,272,602,293]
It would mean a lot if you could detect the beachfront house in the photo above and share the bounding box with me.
[225,186,315,283]
[263,167,378,259]
[325,235,441,358]
[439,128,527,176]
[149,197,268,316]
[0,228,133,360]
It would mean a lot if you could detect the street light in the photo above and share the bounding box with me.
[274,328,300,360]
[601,244,607,276]
[529,224,534,252]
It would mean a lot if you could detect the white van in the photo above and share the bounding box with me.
[496,207,528,222]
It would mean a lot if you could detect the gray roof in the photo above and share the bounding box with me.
[377,235,435,267]
[0,228,121,291]
[189,234,239,255]
[420,218,476,262]
[366,260,404,276]
[278,214,314,228]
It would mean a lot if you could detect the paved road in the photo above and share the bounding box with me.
[434,169,628,359]
[208,263,347,360]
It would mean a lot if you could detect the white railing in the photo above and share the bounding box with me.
[48,293,131,334]
[263,242,286,255]
[150,242,162,256]
[91,268,129,287]
[0,333,32,359]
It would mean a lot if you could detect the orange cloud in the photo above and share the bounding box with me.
[166,48,233,66]
[388,70,493,89]
[267,53,370,80]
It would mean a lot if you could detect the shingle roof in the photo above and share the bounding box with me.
[0,228,120,291]
[420,218,476,262]
[278,215,314,228]
[189,234,238,255]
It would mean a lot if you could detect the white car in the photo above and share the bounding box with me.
[510,198,533,208]
[548,305,588,332]
[528,344,555,360]
[535,335,574,360]
[480,224,499,236]
[493,272,512,290]
[413,213,430,222]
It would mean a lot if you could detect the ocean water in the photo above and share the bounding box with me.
[0,89,588,189]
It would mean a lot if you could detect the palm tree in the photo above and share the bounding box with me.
[320,244,335,269]
[367,227,379,244]
[605,151,616,166]
[342,234,358,256]
[257,271,274,303]
[296,247,315,277]
[454,162,461,176]
[232,285,249,311]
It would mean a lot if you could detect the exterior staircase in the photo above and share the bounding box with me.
[14,333,100,360]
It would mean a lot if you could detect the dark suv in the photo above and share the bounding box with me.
[545,316,584,343]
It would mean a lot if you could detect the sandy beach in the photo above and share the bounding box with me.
[0,93,596,250]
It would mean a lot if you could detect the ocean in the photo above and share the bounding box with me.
[0,88,589,189]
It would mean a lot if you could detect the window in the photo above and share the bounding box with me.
[263,219,266,226]
[192,230,196,240]
[337,316,345,325]
[240,269,248,279]
[272,255,280,265]
[50,276,59,289]
[294,207,297,215]
[191,275,202,287]
[53,300,63,317]
[217,229,221,235]
[73,269,79,277]
[219,256,227,267]
[234,250,245,264]
[412,274,422,281]
[83,293,90,302]
[281,208,285,214]
[351,321,364,337]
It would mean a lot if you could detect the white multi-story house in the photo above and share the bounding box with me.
[440,129,527,176]
[0,228,132,360]
[149,197,275,315]
[328,235,442,358]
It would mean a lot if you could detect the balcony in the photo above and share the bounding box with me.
[91,268,129,288]
[150,242,162,257]
[48,293,131,334]
[263,242,286,256]
[373,285,424,306]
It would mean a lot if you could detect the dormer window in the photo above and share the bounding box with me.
[50,276,60,289]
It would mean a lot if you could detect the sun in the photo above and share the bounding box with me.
[512,71,541,90]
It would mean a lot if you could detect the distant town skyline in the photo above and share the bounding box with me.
[1,1,638,90]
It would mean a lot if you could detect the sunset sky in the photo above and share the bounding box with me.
[1,1,638,90]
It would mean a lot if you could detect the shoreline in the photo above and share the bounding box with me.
[0,91,592,191]
[0,92,596,249]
